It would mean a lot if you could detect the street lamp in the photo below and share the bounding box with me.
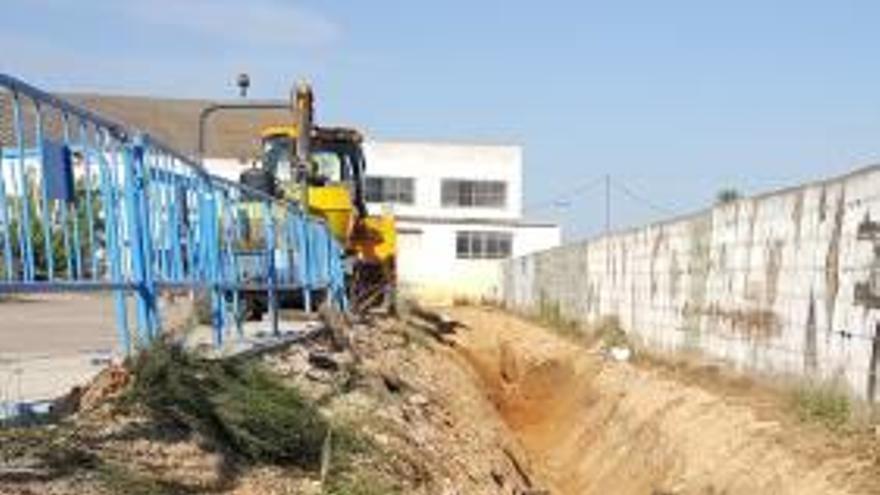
[236,73,250,98]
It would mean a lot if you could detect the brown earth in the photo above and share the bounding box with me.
[447,306,880,495]
[2,305,879,494]
[0,308,537,494]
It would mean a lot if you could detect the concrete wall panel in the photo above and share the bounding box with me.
[502,166,880,399]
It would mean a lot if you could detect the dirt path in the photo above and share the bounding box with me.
[446,306,877,495]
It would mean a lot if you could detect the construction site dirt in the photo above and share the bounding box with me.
[2,305,879,494]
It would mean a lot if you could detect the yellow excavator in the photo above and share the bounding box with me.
[233,82,397,315]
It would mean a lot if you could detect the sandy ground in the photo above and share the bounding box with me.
[447,306,879,495]
[4,303,880,494]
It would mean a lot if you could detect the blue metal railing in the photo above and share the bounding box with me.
[0,74,348,353]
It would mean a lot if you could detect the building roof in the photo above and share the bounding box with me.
[0,90,293,159]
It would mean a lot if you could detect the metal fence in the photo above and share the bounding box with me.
[0,73,347,354]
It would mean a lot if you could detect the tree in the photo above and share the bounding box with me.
[3,176,103,280]
[716,188,741,204]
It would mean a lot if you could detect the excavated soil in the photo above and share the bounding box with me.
[3,306,879,494]
[447,306,880,495]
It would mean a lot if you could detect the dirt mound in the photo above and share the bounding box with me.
[449,306,875,495]
[0,312,542,495]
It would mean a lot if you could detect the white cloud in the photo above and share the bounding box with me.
[6,0,342,48]
[0,1,343,96]
[119,0,341,48]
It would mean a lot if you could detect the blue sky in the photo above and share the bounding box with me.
[4,1,880,239]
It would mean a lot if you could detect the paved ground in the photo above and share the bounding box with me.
[0,293,119,416]
[0,293,319,416]
[0,293,120,355]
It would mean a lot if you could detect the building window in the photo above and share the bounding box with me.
[441,179,506,208]
[365,176,415,204]
[455,231,513,259]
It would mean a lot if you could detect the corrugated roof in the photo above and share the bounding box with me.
[0,90,293,159]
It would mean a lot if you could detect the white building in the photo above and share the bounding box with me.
[59,94,559,302]
[361,141,559,302]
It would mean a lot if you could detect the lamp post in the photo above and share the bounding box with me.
[236,73,250,98]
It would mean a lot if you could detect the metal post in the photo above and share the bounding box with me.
[11,94,34,282]
[35,104,55,281]
[79,123,97,279]
[60,114,75,280]
[0,131,12,280]
[263,202,279,336]
[100,138,130,355]
[604,173,611,236]
[124,141,157,347]
[202,188,224,347]
[135,139,159,337]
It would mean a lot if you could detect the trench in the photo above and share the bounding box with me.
[448,307,867,495]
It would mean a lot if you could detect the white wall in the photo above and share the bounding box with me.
[205,141,525,221]
[202,141,561,304]
[203,158,247,182]
[502,164,880,400]
[363,140,522,219]
[397,219,559,303]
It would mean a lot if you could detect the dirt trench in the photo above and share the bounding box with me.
[445,306,876,495]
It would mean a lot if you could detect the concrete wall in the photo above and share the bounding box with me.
[502,165,880,399]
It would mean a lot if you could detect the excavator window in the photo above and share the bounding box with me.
[261,133,368,215]
[262,135,294,181]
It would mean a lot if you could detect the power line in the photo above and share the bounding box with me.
[523,174,606,214]
[610,177,679,217]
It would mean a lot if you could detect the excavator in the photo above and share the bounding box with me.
[230,82,396,317]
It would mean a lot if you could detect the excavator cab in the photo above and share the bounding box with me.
[249,127,368,242]
[238,83,396,313]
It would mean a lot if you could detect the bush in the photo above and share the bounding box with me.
[126,342,329,467]
[716,188,742,204]
[594,315,628,348]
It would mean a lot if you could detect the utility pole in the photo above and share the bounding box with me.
[604,173,611,236]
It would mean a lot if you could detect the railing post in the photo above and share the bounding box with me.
[11,93,35,282]
[328,229,348,311]
[263,202,279,336]
[124,139,157,347]
[300,216,312,313]
[223,194,244,339]
[35,104,55,281]
[136,141,159,337]
[0,141,12,280]
[200,186,225,346]
[79,123,98,279]
[98,144,130,355]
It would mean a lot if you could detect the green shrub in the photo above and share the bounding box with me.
[3,177,104,280]
[126,342,329,467]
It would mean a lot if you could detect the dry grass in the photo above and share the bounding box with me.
[791,382,852,430]
[503,304,877,436]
